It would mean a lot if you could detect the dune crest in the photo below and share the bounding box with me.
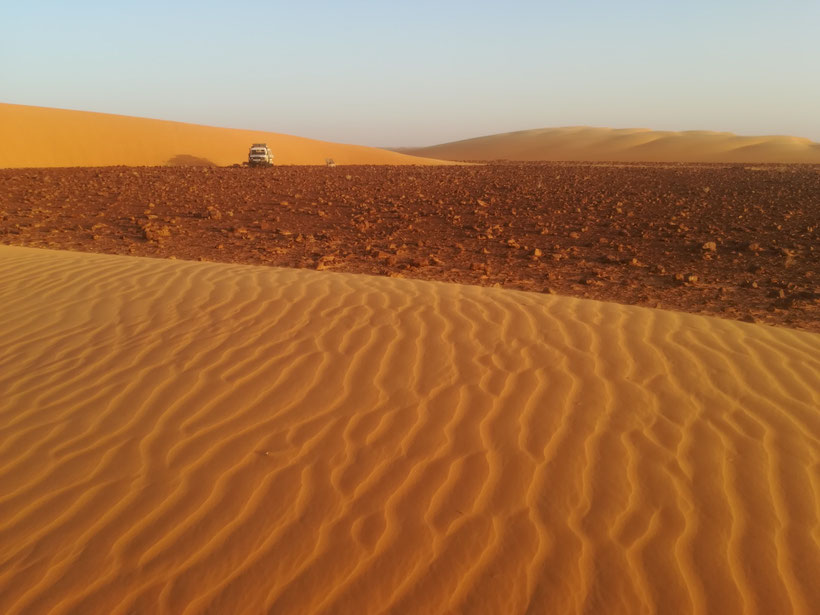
[0,246,818,614]
[403,126,820,163]
[0,103,446,168]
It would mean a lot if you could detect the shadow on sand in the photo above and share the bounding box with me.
[165,154,216,167]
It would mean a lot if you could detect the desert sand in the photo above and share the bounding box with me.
[403,126,820,163]
[1,244,818,614]
[0,103,447,168]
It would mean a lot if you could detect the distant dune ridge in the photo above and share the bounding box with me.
[403,126,820,163]
[6,103,819,167]
[1,245,818,614]
[0,103,449,168]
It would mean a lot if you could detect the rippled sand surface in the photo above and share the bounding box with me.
[1,246,818,614]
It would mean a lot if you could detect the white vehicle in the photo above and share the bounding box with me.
[248,143,274,167]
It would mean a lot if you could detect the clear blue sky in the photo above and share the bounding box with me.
[2,0,819,145]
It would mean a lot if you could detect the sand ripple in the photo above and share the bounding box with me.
[0,246,818,614]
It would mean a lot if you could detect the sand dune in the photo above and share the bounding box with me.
[1,245,818,614]
[0,103,446,168]
[403,126,820,163]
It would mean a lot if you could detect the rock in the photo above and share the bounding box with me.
[674,273,699,285]
[702,241,717,252]
[141,223,171,241]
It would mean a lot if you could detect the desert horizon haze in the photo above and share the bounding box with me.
[3,1,819,144]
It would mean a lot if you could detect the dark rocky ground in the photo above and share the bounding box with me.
[1,162,818,331]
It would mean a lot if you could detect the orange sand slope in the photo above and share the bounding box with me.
[0,103,446,168]
[403,126,820,163]
[1,246,819,615]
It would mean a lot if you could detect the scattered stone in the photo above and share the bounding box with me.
[140,223,171,241]
[2,163,817,331]
[674,273,699,285]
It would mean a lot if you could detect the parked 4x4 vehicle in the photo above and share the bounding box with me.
[248,143,274,167]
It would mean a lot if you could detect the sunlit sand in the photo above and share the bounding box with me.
[0,103,449,168]
[1,245,817,614]
[404,126,820,163]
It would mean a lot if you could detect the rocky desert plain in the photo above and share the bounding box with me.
[1,104,819,614]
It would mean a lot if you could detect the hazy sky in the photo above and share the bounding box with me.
[3,0,819,145]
